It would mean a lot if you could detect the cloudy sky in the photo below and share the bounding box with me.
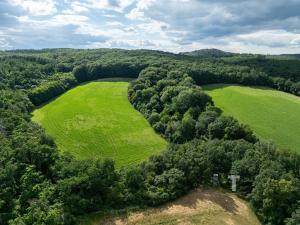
[1,0,300,54]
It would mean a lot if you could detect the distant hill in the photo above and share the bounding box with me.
[180,49,300,60]
[180,48,300,81]
[268,54,300,60]
[179,48,236,58]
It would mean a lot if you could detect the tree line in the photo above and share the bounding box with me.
[187,61,300,96]
[28,73,78,106]
[1,48,300,101]
[222,54,300,81]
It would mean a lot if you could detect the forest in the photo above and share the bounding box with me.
[0,48,300,225]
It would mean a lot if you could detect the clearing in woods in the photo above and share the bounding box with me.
[32,81,167,167]
[80,189,261,225]
[204,84,300,153]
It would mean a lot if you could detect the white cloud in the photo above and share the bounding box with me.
[3,0,300,53]
[234,30,300,48]
[83,0,136,12]
[290,38,300,47]
[126,0,156,19]
[17,14,89,27]
[137,20,169,35]
[103,14,117,18]
[86,0,110,10]
[85,38,177,51]
[0,32,11,49]
[0,38,10,48]
[74,21,137,39]
[126,8,144,19]
[106,21,123,26]
[62,1,89,14]
[52,14,89,26]
[75,24,109,37]
[10,0,57,16]
[136,0,156,10]
[201,5,234,24]
[118,0,136,9]
[176,30,300,54]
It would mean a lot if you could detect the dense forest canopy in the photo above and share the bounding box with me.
[179,48,236,58]
[1,48,299,98]
[1,48,300,225]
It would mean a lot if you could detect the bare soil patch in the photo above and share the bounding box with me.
[85,189,261,225]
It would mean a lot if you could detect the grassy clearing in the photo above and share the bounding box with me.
[204,84,300,153]
[80,189,261,225]
[32,81,167,167]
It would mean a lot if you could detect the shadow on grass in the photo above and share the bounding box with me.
[172,189,239,214]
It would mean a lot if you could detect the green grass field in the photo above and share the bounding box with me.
[204,84,300,153]
[32,81,167,167]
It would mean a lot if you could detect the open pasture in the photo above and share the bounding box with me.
[32,81,167,167]
[204,84,300,153]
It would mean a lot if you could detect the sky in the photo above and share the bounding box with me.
[1,0,300,54]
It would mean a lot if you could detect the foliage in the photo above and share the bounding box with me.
[28,73,77,106]
[128,67,255,144]
[223,54,300,81]
[285,203,300,225]
[128,66,300,225]
[1,48,300,225]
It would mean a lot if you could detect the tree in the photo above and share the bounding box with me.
[172,89,212,114]
[180,111,196,141]
[286,204,300,225]
[154,168,186,199]
[250,162,300,225]
[72,65,88,82]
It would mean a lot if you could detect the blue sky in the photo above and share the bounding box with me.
[1,0,300,53]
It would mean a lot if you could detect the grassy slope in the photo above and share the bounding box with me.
[204,84,300,153]
[32,81,167,167]
[81,189,261,225]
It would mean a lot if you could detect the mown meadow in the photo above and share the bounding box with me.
[32,81,167,167]
[204,84,300,153]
